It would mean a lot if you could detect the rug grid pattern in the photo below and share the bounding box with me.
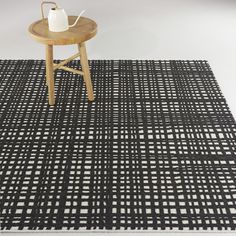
[0,60,236,230]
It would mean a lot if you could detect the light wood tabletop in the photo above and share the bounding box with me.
[28,16,97,45]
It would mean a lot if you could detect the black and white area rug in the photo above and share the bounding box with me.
[0,60,236,231]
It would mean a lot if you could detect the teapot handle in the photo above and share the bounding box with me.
[41,1,58,19]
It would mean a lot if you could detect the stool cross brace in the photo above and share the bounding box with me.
[45,42,94,106]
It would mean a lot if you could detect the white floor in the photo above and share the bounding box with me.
[1,0,236,119]
[1,0,236,235]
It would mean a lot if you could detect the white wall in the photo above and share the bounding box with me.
[1,0,236,119]
[1,2,236,236]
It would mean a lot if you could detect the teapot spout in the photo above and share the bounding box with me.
[69,10,86,28]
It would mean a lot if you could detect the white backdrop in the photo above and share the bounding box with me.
[1,1,236,236]
[0,0,236,119]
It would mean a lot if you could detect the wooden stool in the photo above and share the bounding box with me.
[28,16,97,106]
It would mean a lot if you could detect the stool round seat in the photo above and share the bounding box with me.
[28,16,97,45]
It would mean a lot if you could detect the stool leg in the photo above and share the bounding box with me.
[46,45,55,106]
[78,42,94,101]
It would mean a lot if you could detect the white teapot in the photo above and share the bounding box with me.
[41,1,85,32]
